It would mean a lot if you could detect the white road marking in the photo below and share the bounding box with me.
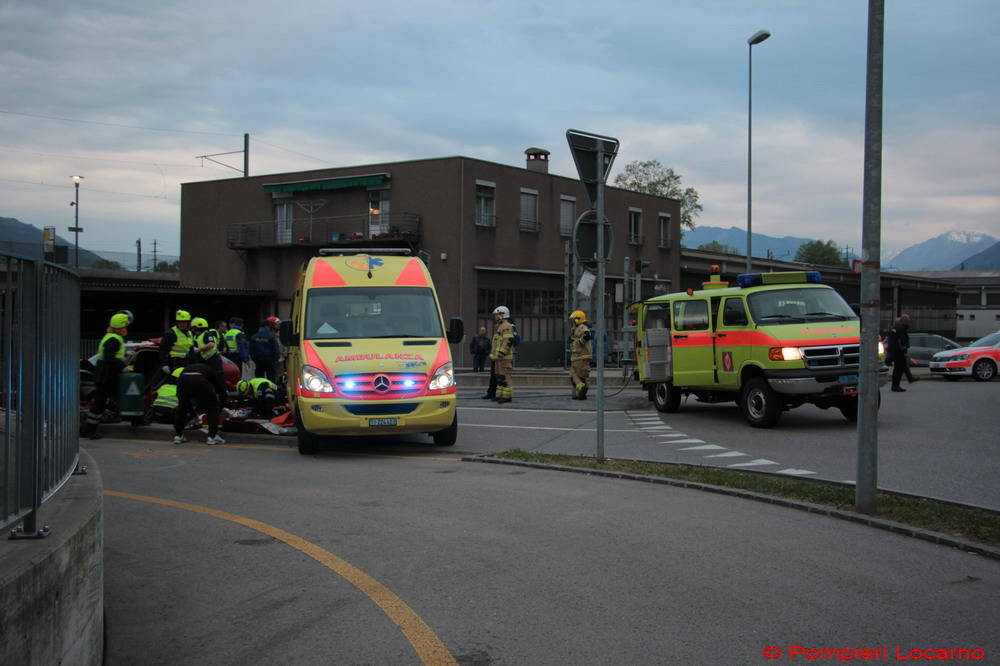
[459,407,627,414]
[639,425,675,430]
[459,423,640,433]
[669,439,706,445]
[727,459,780,467]
[704,451,750,458]
[678,444,726,451]
[652,433,686,438]
[776,468,817,476]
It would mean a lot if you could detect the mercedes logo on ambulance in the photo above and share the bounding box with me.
[372,375,392,393]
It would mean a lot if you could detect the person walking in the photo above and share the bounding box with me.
[82,312,131,439]
[173,362,226,445]
[250,319,281,381]
[568,310,593,400]
[888,314,913,392]
[159,310,195,373]
[490,306,516,404]
[469,326,490,373]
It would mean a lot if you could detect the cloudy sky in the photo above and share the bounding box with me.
[1,0,998,258]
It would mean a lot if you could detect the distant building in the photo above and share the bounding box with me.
[891,271,1000,340]
[180,150,683,363]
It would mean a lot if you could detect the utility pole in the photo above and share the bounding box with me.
[152,239,158,270]
[136,238,142,272]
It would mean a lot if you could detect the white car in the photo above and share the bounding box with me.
[928,331,1000,381]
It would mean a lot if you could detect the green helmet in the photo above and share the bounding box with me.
[237,380,251,394]
[109,313,130,328]
[191,317,209,329]
[175,310,192,322]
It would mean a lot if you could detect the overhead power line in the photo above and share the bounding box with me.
[0,146,224,169]
[0,177,177,201]
[0,109,239,137]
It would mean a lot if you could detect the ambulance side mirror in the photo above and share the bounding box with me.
[279,320,298,347]
[447,317,464,344]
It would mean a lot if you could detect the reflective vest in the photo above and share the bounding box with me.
[224,327,242,354]
[248,378,277,395]
[169,326,194,358]
[153,367,183,409]
[570,323,593,361]
[490,320,515,361]
[98,332,126,361]
[195,330,218,360]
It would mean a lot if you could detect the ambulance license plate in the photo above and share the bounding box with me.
[838,374,858,384]
[368,418,397,427]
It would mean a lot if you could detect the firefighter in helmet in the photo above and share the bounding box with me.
[568,310,592,400]
[237,378,279,418]
[82,312,131,439]
[159,309,194,372]
[489,305,515,403]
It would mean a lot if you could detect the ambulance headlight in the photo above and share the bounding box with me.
[302,365,334,393]
[429,362,455,390]
[769,347,804,361]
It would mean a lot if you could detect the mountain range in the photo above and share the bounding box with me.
[681,226,998,271]
[0,216,102,265]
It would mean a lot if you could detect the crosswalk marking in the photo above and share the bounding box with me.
[727,458,779,467]
[704,451,749,458]
[669,438,706,445]
[678,444,726,451]
[776,468,817,476]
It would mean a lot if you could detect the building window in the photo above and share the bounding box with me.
[369,190,390,236]
[520,188,539,232]
[559,195,576,236]
[957,314,965,320]
[275,201,294,244]
[970,314,976,320]
[959,292,981,306]
[628,208,642,245]
[475,181,496,227]
[658,213,672,248]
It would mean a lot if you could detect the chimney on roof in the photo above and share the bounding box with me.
[525,147,550,173]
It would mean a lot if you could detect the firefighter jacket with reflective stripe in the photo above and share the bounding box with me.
[490,320,515,361]
[153,383,178,409]
[248,378,278,396]
[570,323,593,361]
[166,326,194,358]
[224,327,249,361]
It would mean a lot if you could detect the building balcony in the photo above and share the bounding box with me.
[226,213,421,250]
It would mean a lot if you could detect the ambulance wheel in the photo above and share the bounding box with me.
[740,377,782,428]
[294,408,320,455]
[432,415,458,446]
[972,359,996,382]
[651,382,681,413]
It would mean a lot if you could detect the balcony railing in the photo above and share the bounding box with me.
[227,213,421,249]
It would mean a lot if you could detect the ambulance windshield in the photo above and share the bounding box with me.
[305,287,444,340]
[747,287,857,325]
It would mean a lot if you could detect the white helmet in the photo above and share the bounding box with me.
[492,305,510,319]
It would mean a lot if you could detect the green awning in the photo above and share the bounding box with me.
[263,173,388,194]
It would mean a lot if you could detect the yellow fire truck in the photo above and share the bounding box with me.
[630,268,886,427]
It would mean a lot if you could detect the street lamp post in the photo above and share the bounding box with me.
[69,175,84,268]
[746,29,771,273]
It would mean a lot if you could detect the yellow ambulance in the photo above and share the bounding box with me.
[281,249,464,454]
[631,268,886,427]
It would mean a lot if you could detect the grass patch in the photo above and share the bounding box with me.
[493,450,1000,549]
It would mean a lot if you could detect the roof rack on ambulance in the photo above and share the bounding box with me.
[318,248,412,256]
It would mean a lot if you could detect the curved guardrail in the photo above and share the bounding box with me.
[1,250,80,536]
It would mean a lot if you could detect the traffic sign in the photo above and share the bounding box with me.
[566,129,619,209]
[573,210,613,265]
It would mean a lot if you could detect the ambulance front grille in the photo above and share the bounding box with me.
[802,344,860,369]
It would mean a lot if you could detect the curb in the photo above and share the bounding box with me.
[462,455,1000,562]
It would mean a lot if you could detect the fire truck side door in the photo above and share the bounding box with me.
[640,303,671,382]
[715,296,750,389]
[671,299,714,387]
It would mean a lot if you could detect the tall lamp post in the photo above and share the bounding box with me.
[746,29,771,273]
[69,175,84,268]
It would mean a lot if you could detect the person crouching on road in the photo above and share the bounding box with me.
[189,317,228,406]
[568,310,593,400]
[173,363,226,445]
[237,378,279,418]
[82,312,131,439]
[490,306,515,403]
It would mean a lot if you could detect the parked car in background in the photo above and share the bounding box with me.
[907,332,961,366]
[929,331,1000,381]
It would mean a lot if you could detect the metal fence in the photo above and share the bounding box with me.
[1,250,80,536]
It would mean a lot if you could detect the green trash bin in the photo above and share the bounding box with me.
[118,372,146,418]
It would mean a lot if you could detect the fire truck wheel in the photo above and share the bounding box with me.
[651,382,681,413]
[740,377,782,428]
[294,407,320,455]
[972,359,996,382]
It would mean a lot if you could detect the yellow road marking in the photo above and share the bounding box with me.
[105,490,458,666]
[90,438,459,461]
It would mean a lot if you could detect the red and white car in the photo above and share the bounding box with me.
[928,331,1000,381]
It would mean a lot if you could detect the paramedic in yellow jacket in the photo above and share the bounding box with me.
[568,310,592,400]
[490,305,516,403]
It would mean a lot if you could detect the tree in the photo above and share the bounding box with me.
[612,159,703,230]
[795,240,847,267]
[154,260,180,273]
[91,258,123,270]
[697,240,739,255]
